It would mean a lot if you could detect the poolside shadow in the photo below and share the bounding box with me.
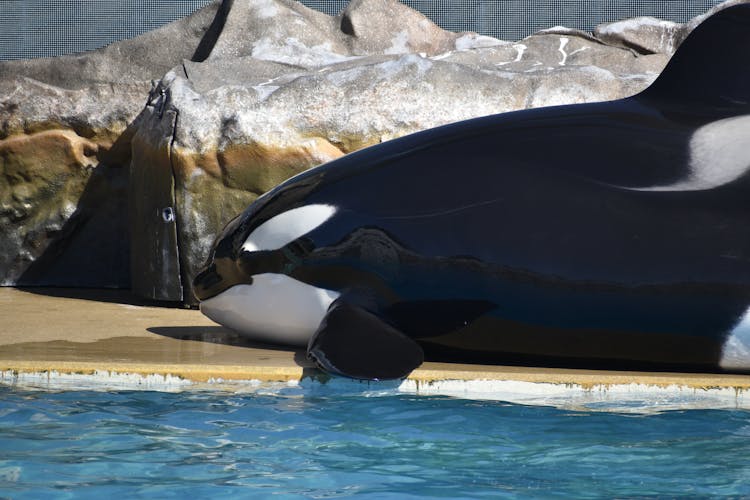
[148,325,311,367]
[14,286,180,307]
[148,325,295,349]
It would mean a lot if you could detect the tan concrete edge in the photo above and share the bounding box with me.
[0,360,306,383]
[410,365,750,390]
[4,358,750,392]
[4,288,750,395]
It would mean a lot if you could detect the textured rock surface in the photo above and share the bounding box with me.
[0,81,145,286]
[0,1,225,90]
[1,0,743,301]
[0,2,228,287]
[593,0,749,55]
[594,17,686,55]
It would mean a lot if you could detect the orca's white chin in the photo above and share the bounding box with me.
[720,307,750,371]
[199,273,340,347]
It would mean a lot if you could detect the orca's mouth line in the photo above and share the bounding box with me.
[193,262,253,302]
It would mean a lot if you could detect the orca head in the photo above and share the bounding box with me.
[193,194,341,346]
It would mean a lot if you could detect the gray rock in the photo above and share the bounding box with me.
[207,0,352,66]
[0,1,227,89]
[593,0,750,55]
[339,0,459,56]
[594,17,686,55]
[0,1,230,287]
[203,0,460,66]
[435,30,668,77]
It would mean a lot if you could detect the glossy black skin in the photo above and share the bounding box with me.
[195,5,750,373]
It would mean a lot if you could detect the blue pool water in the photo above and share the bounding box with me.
[1,386,750,499]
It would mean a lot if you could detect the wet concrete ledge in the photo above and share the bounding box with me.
[3,287,750,409]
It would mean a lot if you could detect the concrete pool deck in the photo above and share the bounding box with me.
[3,287,750,408]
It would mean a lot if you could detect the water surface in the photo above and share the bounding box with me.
[1,386,749,498]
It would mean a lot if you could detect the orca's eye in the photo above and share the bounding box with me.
[242,204,337,252]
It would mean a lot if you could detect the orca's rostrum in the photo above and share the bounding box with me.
[193,5,750,380]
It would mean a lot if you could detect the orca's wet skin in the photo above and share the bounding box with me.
[194,5,750,380]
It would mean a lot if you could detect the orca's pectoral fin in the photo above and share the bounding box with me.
[307,300,424,381]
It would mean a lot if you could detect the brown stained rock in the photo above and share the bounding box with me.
[169,138,344,193]
[1,130,98,184]
[0,130,97,283]
[173,172,258,304]
[0,79,146,288]
[215,139,344,193]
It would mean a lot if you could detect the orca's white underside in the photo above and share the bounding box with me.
[721,307,750,370]
[200,273,340,347]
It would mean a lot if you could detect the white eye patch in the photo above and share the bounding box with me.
[242,204,337,252]
[636,114,750,191]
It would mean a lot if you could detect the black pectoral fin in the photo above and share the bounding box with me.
[307,301,424,381]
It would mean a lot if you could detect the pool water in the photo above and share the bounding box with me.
[1,386,750,498]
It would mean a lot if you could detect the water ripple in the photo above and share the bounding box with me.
[1,387,750,498]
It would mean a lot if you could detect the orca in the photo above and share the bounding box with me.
[194,5,750,380]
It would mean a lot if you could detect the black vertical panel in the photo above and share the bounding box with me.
[129,103,183,302]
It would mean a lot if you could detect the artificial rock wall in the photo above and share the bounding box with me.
[0,0,744,304]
